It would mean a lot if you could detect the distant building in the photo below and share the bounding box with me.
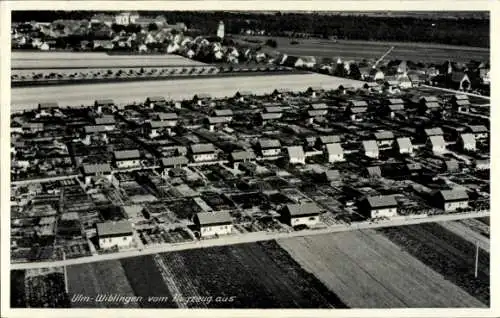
[362,140,379,159]
[433,189,469,212]
[258,139,282,157]
[427,135,446,154]
[325,143,344,163]
[145,96,167,108]
[81,163,112,185]
[194,211,232,237]
[161,156,189,176]
[190,143,217,162]
[458,133,476,152]
[373,131,394,149]
[395,137,413,155]
[217,21,225,39]
[466,125,489,142]
[115,12,140,26]
[113,149,141,169]
[315,135,341,150]
[286,146,306,165]
[280,202,322,228]
[358,195,398,219]
[229,150,256,168]
[96,220,134,249]
[144,121,173,138]
[94,115,116,131]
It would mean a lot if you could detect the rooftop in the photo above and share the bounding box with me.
[285,202,322,216]
[96,220,133,237]
[366,195,398,208]
[196,211,232,225]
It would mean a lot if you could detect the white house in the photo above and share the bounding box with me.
[145,121,173,138]
[81,163,112,185]
[94,115,116,131]
[286,146,306,165]
[113,149,141,169]
[115,12,140,25]
[83,125,108,145]
[161,156,189,177]
[466,125,489,142]
[434,189,469,212]
[325,143,344,163]
[259,139,282,157]
[458,133,476,152]
[363,140,379,159]
[190,143,218,163]
[194,211,233,238]
[96,220,134,249]
[360,195,398,219]
[427,135,446,154]
[373,131,394,149]
[396,137,413,155]
[280,202,322,228]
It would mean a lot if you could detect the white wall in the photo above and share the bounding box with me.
[371,207,398,218]
[99,235,133,249]
[116,159,140,169]
[365,150,379,159]
[200,224,233,237]
[289,157,305,165]
[444,200,468,212]
[262,148,281,157]
[193,153,217,162]
[290,215,320,227]
[327,153,344,163]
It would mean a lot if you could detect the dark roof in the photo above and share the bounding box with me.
[366,166,382,177]
[468,125,488,133]
[438,189,469,201]
[156,112,178,121]
[96,221,133,237]
[161,156,189,167]
[191,143,216,154]
[366,195,398,208]
[230,151,256,161]
[260,113,282,120]
[374,131,394,140]
[259,139,281,149]
[318,135,341,144]
[425,128,444,136]
[84,125,107,134]
[113,149,140,160]
[265,106,284,113]
[213,109,233,117]
[38,102,59,109]
[451,72,468,83]
[284,202,322,216]
[146,96,166,103]
[196,211,232,225]
[148,120,172,128]
[82,163,111,175]
[95,99,114,106]
[94,116,116,125]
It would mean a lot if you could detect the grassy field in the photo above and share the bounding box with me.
[278,230,486,308]
[11,73,363,111]
[240,36,490,63]
[11,52,207,69]
[378,223,490,305]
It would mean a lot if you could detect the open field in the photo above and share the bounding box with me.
[22,241,345,308]
[378,222,490,305]
[11,73,363,111]
[11,52,207,69]
[240,36,490,63]
[278,230,486,308]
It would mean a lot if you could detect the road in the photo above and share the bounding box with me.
[11,210,489,270]
[10,73,363,111]
[421,85,490,100]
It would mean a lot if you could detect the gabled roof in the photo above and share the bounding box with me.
[366,195,398,208]
[95,99,115,106]
[454,94,469,101]
[388,104,405,111]
[396,137,412,149]
[438,189,468,201]
[265,106,283,113]
[82,163,111,175]
[191,143,216,154]
[318,135,341,144]
[230,150,256,161]
[424,102,441,109]
[161,156,189,167]
[287,146,305,159]
[259,139,281,149]
[420,96,439,103]
[146,96,166,103]
[468,125,488,133]
[388,98,404,105]
[38,102,59,109]
[460,133,476,145]
[196,211,232,225]
[284,202,322,216]
[350,106,367,114]
[308,110,328,117]
[84,125,107,134]
[366,166,382,177]
[444,159,460,172]
[363,140,379,152]
[260,113,282,120]
[156,112,178,121]
[94,116,116,125]
[324,169,341,181]
[425,128,444,136]
[23,122,44,130]
[96,220,133,237]
[310,103,328,110]
[455,100,470,106]
[348,100,368,107]
[374,131,394,140]
[325,143,344,156]
[207,116,229,124]
[113,149,140,160]
[429,135,446,148]
[148,121,172,128]
[213,109,233,117]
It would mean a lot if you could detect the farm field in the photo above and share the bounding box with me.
[378,222,490,305]
[11,73,363,111]
[11,52,207,69]
[278,229,486,308]
[239,36,490,63]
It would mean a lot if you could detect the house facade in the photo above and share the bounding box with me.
[194,211,233,238]
[281,202,322,227]
[96,220,134,249]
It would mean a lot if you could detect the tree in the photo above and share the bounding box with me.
[148,23,158,32]
[111,23,125,34]
[349,63,362,80]
[334,62,346,77]
[265,39,277,48]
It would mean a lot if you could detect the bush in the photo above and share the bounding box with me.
[290,40,299,45]
[265,39,278,48]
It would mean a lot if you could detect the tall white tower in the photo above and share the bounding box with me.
[217,21,225,39]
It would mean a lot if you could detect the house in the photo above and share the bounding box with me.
[229,150,256,168]
[144,121,172,138]
[205,117,229,131]
[346,100,368,121]
[264,106,284,114]
[307,109,328,124]
[325,143,344,163]
[258,139,282,157]
[190,143,218,162]
[280,202,322,228]
[22,122,44,134]
[160,156,189,175]
[154,112,178,126]
[94,115,116,131]
[310,103,328,111]
[83,125,108,145]
[81,163,112,185]
[443,159,460,173]
[96,220,134,249]
[396,137,413,155]
[362,140,379,159]
[321,169,341,184]
[145,96,167,108]
[286,146,306,165]
[384,98,405,117]
[212,109,234,122]
[94,99,114,113]
[373,131,394,149]
[38,101,59,113]
[259,112,282,125]
[451,95,471,113]
[193,211,233,238]
[449,72,471,91]
[295,56,317,69]
[427,135,446,154]
[434,189,469,212]
[359,195,398,219]
[466,125,489,142]
[458,133,476,152]
[113,150,141,169]
[366,166,382,178]
[424,127,444,138]
[115,11,140,25]
[315,135,341,149]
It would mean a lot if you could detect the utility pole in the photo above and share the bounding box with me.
[474,240,479,278]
